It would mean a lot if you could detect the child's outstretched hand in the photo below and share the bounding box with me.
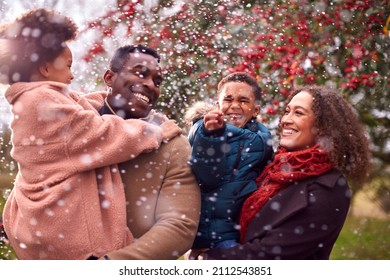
[160,119,182,142]
[203,109,224,131]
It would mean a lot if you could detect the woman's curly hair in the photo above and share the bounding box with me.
[281,85,371,189]
[0,8,77,84]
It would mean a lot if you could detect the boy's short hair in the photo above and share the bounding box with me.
[217,72,262,102]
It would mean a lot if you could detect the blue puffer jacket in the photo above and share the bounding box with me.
[188,118,274,248]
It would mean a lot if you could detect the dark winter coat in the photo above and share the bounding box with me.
[205,169,351,259]
[187,105,274,248]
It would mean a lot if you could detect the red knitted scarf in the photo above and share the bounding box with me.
[239,145,333,242]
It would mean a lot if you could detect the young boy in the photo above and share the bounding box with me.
[0,8,180,259]
[185,72,274,251]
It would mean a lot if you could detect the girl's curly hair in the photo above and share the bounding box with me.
[281,85,371,189]
[0,8,77,84]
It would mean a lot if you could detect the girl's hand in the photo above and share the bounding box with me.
[160,119,182,142]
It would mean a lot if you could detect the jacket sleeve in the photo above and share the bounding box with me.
[106,136,201,260]
[78,91,107,110]
[12,85,164,182]
[189,121,272,191]
[65,103,163,173]
[189,120,228,189]
[255,122,274,169]
[206,176,351,259]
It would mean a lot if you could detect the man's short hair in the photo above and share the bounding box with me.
[109,44,160,73]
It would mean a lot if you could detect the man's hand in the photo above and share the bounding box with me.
[160,119,182,142]
[203,110,224,131]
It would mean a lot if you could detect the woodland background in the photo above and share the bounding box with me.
[1,0,389,259]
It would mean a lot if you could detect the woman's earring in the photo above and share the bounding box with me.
[107,87,112,94]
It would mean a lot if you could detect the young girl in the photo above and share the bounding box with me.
[0,8,180,260]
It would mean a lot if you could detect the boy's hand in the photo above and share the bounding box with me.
[160,119,182,142]
[204,110,224,131]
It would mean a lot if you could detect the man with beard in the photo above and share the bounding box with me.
[98,45,201,260]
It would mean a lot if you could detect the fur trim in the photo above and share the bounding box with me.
[184,101,216,126]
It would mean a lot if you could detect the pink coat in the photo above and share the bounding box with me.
[3,81,163,259]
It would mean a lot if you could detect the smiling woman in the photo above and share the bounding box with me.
[279,90,317,151]
[197,85,371,260]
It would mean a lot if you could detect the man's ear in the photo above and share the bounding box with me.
[38,63,50,78]
[103,69,115,87]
